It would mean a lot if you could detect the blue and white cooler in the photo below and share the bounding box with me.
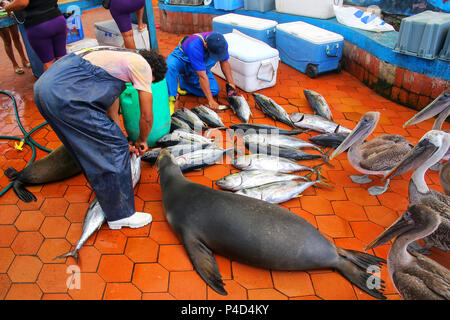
[211,31,280,92]
[212,13,278,48]
[276,21,344,78]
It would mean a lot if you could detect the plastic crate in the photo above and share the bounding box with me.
[94,19,150,50]
[119,80,171,147]
[214,0,244,11]
[244,0,275,12]
[394,11,450,60]
[275,0,343,19]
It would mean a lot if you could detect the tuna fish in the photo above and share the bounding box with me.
[304,89,333,120]
[229,123,304,135]
[53,154,142,262]
[216,170,308,192]
[290,113,351,135]
[243,133,324,153]
[192,105,226,129]
[157,130,213,147]
[231,154,316,173]
[253,93,295,128]
[173,107,208,132]
[244,141,325,162]
[309,133,348,149]
[235,180,321,204]
[171,117,194,133]
[142,143,211,163]
[175,147,230,172]
[228,95,252,123]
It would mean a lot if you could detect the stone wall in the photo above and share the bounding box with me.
[159,8,218,35]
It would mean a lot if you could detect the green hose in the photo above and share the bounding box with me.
[0,90,52,197]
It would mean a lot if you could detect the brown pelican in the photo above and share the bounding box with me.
[383,130,450,253]
[329,111,413,195]
[365,204,450,300]
[403,89,450,193]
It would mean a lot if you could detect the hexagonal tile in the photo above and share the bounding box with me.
[98,254,133,282]
[8,255,42,282]
[207,280,247,300]
[247,288,288,300]
[350,221,387,244]
[64,185,92,203]
[37,263,71,293]
[40,198,69,216]
[169,270,207,300]
[149,221,181,245]
[125,237,159,263]
[364,205,399,228]
[158,244,193,271]
[0,204,20,224]
[311,272,357,300]
[14,210,44,231]
[333,201,367,221]
[300,196,333,216]
[5,283,42,300]
[40,216,70,238]
[0,225,18,247]
[11,231,44,255]
[272,271,315,298]
[37,238,72,263]
[0,247,15,273]
[143,201,166,222]
[132,263,169,293]
[104,283,142,300]
[94,229,127,254]
[231,262,273,290]
[316,215,354,238]
[65,202,90,223]
[68,273,105,300]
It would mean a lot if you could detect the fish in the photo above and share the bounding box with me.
[192,105,226,129]
[216,170,309,192]
[175,147,230,172]
[173,107,208,132]
[157,130,213,147]
[309,132,348,149]
[229,123,304,136]
[253,93,295,127]
[171,117,194,133]
[142,143,211,163]
[304,89,333,120]
[54,154,142,262]
[228,95,252,123]
[243,133,324,153]
[290,112,351,135]
[244,141,326,162]
[232,154,316,173]
[235,180,322,204]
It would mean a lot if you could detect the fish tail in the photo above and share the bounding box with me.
[312,166,334,189]
[321,149,335,167]
[335,246,387,300]
[53,249,79,263]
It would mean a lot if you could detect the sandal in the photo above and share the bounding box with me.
[15,67,24,74]
[24,62,31,68]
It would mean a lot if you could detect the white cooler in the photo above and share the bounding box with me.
[275,0,343,19]
[94,20,150,50]
[66,38,99,54]
[211,31,280,93]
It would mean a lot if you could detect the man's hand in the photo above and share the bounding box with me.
[129,139,148,157]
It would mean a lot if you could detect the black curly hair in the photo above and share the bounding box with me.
[138,49,168,83]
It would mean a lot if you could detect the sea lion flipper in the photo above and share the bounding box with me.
[182,235,227,296]
[12,181,37,203]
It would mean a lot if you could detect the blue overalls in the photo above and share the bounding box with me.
[166,34,220,98]
[34,52,135,222]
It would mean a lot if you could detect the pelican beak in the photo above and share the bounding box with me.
[382,137,439,181]
[364,212,414,251]
[329,113,378,161]
[403,89,450,128]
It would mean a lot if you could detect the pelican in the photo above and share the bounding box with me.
[365,204,450,300]
[329,111,413,195]
[383,130,450,253]
[403,89,450,193]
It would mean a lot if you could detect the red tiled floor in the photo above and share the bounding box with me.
[0,5,448,302]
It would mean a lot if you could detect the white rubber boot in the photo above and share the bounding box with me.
[108,212,152,230]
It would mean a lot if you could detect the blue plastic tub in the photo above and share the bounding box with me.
[214,0,244,10]
[276,21,344,78]
[244,0,275,12]
[213,13,278,47]
[66,14,84,44]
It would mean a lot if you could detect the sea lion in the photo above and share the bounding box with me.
[157,149,387,299]
[4,144,81,202]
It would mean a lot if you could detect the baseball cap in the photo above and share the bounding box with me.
[206,32,228,61]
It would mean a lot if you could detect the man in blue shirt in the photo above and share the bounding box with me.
[166,31,237,112]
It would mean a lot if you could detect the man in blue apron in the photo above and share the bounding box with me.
[34,47,167,230]
[166,31,237,112]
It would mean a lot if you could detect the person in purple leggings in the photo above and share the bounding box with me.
[4,0,67,71]
[109,0,147,49]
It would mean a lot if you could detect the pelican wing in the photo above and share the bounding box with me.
[412,252,450,299]
[359,136,413,172]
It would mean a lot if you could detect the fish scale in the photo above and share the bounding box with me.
[228,95,252,123]
[253,93,295,128]
[192,105,226,128]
